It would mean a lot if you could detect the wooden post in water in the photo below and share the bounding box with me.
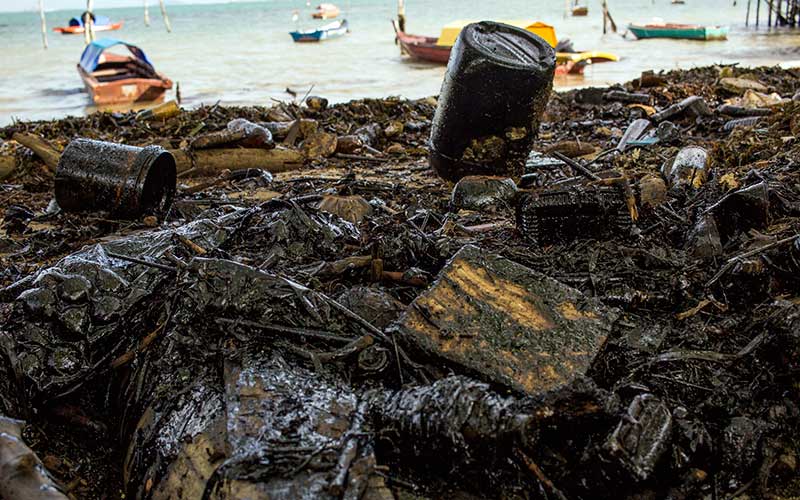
[144,0,150,26]
[83,0,94,44]
[159,0,172,32]
[38,0,48,49]
[768,0,773,26]
[397,0,405,32]
[746,0,751,26]
[602,1,617,34]
[756,0,761,27]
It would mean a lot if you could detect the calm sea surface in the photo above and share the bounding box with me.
[1,0,799,125]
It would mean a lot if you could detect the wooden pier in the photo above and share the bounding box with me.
[747,0,800,28]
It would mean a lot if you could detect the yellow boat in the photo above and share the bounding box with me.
[556,50,620,65]
[434,20,619,74]
[437,19,559,47]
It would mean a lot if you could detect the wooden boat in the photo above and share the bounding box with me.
[54,14,123,34]
[436,19,558,47]
[572,5,589,16]
[628,22,729,40]
[312,3,340,19]
[77,39,172,105]
[290,19,349,42]
[392,21,619,75]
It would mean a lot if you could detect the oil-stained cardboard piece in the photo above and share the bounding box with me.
[396,245,616,395]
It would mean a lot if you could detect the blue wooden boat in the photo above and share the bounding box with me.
[290,19,349,42]
[628,22,729,41]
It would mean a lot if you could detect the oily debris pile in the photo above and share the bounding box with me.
[0,65,799,500]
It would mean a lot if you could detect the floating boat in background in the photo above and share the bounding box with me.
[54,13,123,34]
[78,39,172,105]
[312,3,340,19]
[436,19,558,47]
[572,4,589,16]
[392,20,618,75]
[628,22,729,40]
[290,19,349,42]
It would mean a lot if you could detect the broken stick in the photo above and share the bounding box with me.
[170,147,304,176]
[11,133,60,172]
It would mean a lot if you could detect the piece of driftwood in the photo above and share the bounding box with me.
[0,416,67,499]
[169,147,304,175]
[11,133,60,172]
[190,129,249,150]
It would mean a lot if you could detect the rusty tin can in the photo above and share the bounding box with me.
[429,21,556,182]
[55,139,176,218]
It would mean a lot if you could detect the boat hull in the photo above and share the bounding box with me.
[54,22,123,34]
[628,24,729,40]
[290,20,348,42]
[394,24,615,75]
[78,64,172,106]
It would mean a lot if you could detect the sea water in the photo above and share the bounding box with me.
[1,0,799,125]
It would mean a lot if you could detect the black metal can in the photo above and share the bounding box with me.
[55,139,176,219]
[430,21,556,182]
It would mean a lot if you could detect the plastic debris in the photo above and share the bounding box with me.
[429,21,556,181]
[450,175,518,210]
[605,394,672,481]
[54,138,176,219]
[662,146,709,188]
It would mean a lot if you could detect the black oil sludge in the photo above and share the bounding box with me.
[429,21,556,182]
[55,139,177,219]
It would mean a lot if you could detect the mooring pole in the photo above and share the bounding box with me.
[756,0,761,26]
[397,0,405,32]
[38,0,48,49]
[746,0,751,25]
[768,0,773,26]
[159,0,172,32]
[144,0,150,26]
[83,0,94,44]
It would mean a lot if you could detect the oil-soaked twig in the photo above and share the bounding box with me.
[216,317,354,343]
[551,151,602,181]
[514,448,569,500]
[106,251,177,273]
[706,234,799,287]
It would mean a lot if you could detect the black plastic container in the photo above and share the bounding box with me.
[55,139,176,219]
[429,21,556,182]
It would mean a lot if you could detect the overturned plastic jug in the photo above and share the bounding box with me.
[429,21,556,182]
[55,139,176,219]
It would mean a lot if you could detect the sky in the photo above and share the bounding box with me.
[0,0,227,12]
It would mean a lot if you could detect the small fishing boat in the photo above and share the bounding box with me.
[628,22,729,40]
[312,3,340,19]
[54,13,123,34]
[572,5,589,16]
[392,20,618,75]
[290,19,349,42]
[78,39,172,105]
